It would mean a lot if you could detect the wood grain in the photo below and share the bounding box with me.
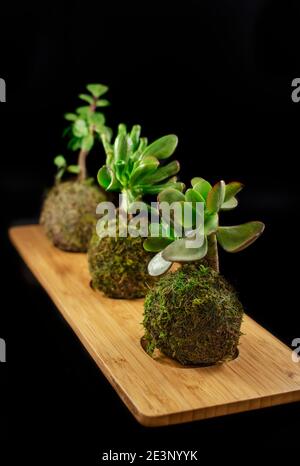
[9,225,300,426]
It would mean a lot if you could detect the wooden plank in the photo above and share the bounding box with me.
[9,225,300,426]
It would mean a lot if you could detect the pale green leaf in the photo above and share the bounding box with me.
[86,83,108,98]
[141,135,178,160]
[217,221,265,253]
[206,180,226,214]
[162,236,208,262]
[148,252,172,276]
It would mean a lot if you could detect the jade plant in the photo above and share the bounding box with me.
[143,177,265,366]
[40,84,110,252]
[88,123,183,299]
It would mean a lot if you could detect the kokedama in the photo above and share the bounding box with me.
[88,123,183,299]
[40,84,110,252]
[143,178,265,365]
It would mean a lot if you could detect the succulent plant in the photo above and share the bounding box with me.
[97,123,183,209]
[144,177,265,275]
[61,83,112,181]
[88,124,183,299]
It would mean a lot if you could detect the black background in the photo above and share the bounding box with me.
[1,1,300,464]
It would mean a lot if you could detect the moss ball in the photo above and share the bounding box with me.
[88,228,157,299]
[40,180,105,252]
[143,264,244,366]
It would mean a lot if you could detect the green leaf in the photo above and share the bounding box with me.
[206,180,226,214]
[129,156,159,185]
[185,188,205,203]
[86,83,108,98]
[96,99,110,107]
[217,221,265,253]
[89,112,105,126]
[54,155,66,168]
[221,197,238,211]
[130,125,141,151]
[73,119,89,137]
[81,133,94,151]
[76,106,91,116]
[144,237,173,253]
[204,213,219,236]
[147,252,172,276]
[224,181,244,202]
[141,135,178,160]
[114,133,127,162]
[67,165,80,174]
[138,160,180,184]
[192,178,212,199]
[97,166,121,191]
[79,93,94,104]
[158,188,185,204]
[141,182,185,195]
[64,113,77,121]
[115,160,127,184]
[162,236,208,262]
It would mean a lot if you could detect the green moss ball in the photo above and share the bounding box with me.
[40,180,105,252]
[88,229,157,299]
[143,264,244,366]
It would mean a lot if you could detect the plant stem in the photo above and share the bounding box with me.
[78,149,88,181]
[206,233,219,272]
[77,97,97,182]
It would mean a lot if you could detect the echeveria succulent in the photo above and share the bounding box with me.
[144,177,265,276]
[97,124,183,209]
[59,83,111,181]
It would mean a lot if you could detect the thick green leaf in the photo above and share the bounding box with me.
[97,166,121,191]
[115,160,127,184]
[64,113,77,121]
[73,119,89,138]
[114,133,127,162]
[192,178,212,199]
[224,182,244,202]
[144,237,173,252]
[67,165,80,174]
[185,188,205,203]
[204,213,219,236]
[79,93,94,104]
[81,133,94,151]
[130,125,141,151]
[162,236,208,262]
[221,197,238,210]
[141,182,185,195]
[97,166,111,189]
[139,160,180,184]
[206,180,226,214]
[158,188,185,204]
[96,99,110,107]
[141,135,178,160]
[54,155,66,168]
[129,156,159,184]
[86,83,108,98]
[148,252,172,276]
[217,221,265,253]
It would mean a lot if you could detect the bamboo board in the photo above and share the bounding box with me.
[9,225,300,426]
